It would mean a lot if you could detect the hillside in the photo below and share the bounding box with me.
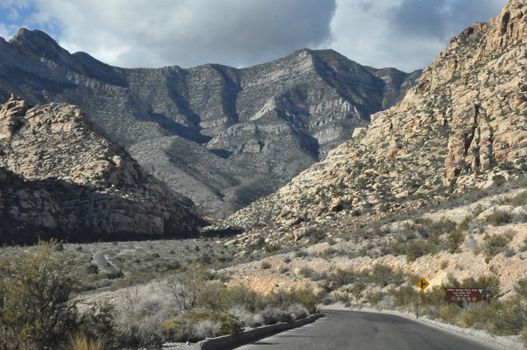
[0,32,419,216]
[0,95,203,243]
[224,0,527,237]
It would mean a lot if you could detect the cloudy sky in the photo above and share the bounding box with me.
[0,0,508,72]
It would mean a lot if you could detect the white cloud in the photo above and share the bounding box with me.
[29,0,336,68]
[0,0,510,71]
[329,0,508,72]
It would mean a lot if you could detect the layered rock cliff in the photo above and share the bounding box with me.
[0,32,419,216]
[0,96,203,243]
[224,0,527,234]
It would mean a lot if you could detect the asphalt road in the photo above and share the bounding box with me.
[236,309,498,350]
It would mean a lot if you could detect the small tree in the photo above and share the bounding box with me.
[0,241,77,349]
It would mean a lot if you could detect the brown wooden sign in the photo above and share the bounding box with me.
[444,288,489,304]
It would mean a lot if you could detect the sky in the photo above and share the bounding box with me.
[0,0,508,72]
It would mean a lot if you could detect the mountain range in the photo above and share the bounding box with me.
[0,30,419,217]
[223,0,527,239]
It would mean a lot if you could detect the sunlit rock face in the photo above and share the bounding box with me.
[224,0,527,232]
[0,96,203,243]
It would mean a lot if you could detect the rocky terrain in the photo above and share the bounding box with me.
[0,96,203,243]
[0,31,419,216]
[224,0,527,237]
[223,185,527,297]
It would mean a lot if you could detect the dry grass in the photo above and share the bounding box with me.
[69,335,104,350]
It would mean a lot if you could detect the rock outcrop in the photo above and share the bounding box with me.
[223,0,527,234]
[0,96,203,243]
[0,32,419,216]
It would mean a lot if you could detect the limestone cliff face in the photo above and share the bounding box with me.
[224,0,527,232]
[0,31,419,216]
[0,96,203,243]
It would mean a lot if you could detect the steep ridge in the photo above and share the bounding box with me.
[224,0,527,235]
[0,96,203,243]
[0,32,420,216]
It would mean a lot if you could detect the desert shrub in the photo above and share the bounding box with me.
[370,264,405,287]
[228,306,256,328]
[483,232,513,258]
[311,271,328,281]
[185,308,242,339]
[161,319,179,341]
[460,298,526,335]
[447,230,464,253]
[405,239,438,262]
[492,174,506,186]
[289,289,319,314]
[77,302,117,347]
[287,303,308,320]
[260,307,291,325]
[298,266,315,278]
[0,241,77,350]
[486,211,513,226]
[192,320,221,339]
[69,334,105,350]
[366,292,385,305]
[221,285,263,313]
[304,228,326,242]
[428,219,458,235]
[87,264,99,274]
[438,304,462,324]
[114,319,163,350]
[324,268,358,290]
[390,286,419,307]
[455,275,501,299]
[515,278,527,298]
[261,261,272,269]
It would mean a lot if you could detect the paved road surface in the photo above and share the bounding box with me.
[236,309,498,350]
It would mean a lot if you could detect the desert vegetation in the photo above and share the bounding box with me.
[0,241,317,350]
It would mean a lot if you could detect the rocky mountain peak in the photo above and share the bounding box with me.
[222,0,527,235]
[10,28,61,51]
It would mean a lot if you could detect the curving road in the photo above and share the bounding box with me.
[236,309,499,350]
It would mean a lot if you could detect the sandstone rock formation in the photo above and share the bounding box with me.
[0,31,419,216]
[0,96,203,243]
[224,0,527,234]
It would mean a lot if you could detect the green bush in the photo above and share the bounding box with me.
[390,286,419,307]
[515,278,527,298]
[220,285,263,313]
[447,230,464,253]
[370,265,406,287]
[405,239,438,262]
[185,308,242,339]
[486,211,513,226]
[261,261,272,269]
[0,241,77,350]
[267,289,319,314]
[483,232,513,258]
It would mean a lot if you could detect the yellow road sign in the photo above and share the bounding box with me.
[418,278,429,291]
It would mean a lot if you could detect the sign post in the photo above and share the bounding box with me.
[416,278,429,318]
